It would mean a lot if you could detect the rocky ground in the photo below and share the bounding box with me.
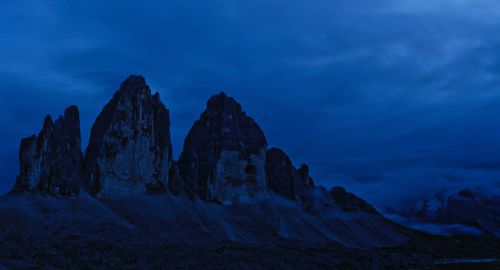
[0,194,498,270]
[0,230,498,269]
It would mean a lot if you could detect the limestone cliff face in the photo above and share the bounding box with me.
[178,92,268,203]
[13,106,82,196]
[10,75,315,203]
[84,75,173,196]
[265,148,314,200]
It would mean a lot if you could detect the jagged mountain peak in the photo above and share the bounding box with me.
[84,75,173,197]
[265,148,295,199]
[13,105,82,196]
[265,148,315,201]
[42,115,54,129]
[205,91,243,114]
[64,104,80,116]
[202,92,267,152]
[116,75,150,95]
[179,92,268,202]
[54,105,80,135]
[9,76,367,209]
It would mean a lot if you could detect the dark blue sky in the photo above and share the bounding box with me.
[1,0,500,208]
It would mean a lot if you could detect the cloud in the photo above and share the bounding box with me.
[1,0,500,212]
[385,212,484,236]
[386,0,500,15]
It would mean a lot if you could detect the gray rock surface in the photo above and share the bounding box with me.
[178,92,268,203]
[84,75,173,197]
[13,106,82,196]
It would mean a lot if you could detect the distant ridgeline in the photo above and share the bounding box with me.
[11,75,358,207]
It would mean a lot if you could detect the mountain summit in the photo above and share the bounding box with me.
[11,77,318,203]
[13,106,82,196]
[179,92,268,203]
[83,75,173,196]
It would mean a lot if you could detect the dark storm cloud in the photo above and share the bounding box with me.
[1,0,500,208]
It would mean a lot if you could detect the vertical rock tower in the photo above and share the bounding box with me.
[84,75,173,196]
[13,106,82,196]
[11,75,314,202]
[265,148,313,200]
[179,92,268,203]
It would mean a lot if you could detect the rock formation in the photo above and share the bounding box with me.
[10,75,320,205]
[330,187,378,213]
[265,148,314,200]
[178,92,268,203]
[298,164,315,188]
[13,106,82,196]
[84,75,173,196]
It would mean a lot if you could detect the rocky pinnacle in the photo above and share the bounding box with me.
[13,106,82,196]
[11,76,316,203]
[178,92,268,203]
[84,75,173,196]
[265,148,314,200]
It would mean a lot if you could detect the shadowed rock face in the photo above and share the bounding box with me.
[13,106,82,196]
[265,148,314,200]
[168,161,183,196]
[298,164,314,189]
[84,75,173,197]
[330,187,378,214]
[178,92,268,203]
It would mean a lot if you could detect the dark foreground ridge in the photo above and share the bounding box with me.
[2,75,499,269]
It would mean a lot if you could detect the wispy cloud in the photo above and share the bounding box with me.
[386,0,500,14]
